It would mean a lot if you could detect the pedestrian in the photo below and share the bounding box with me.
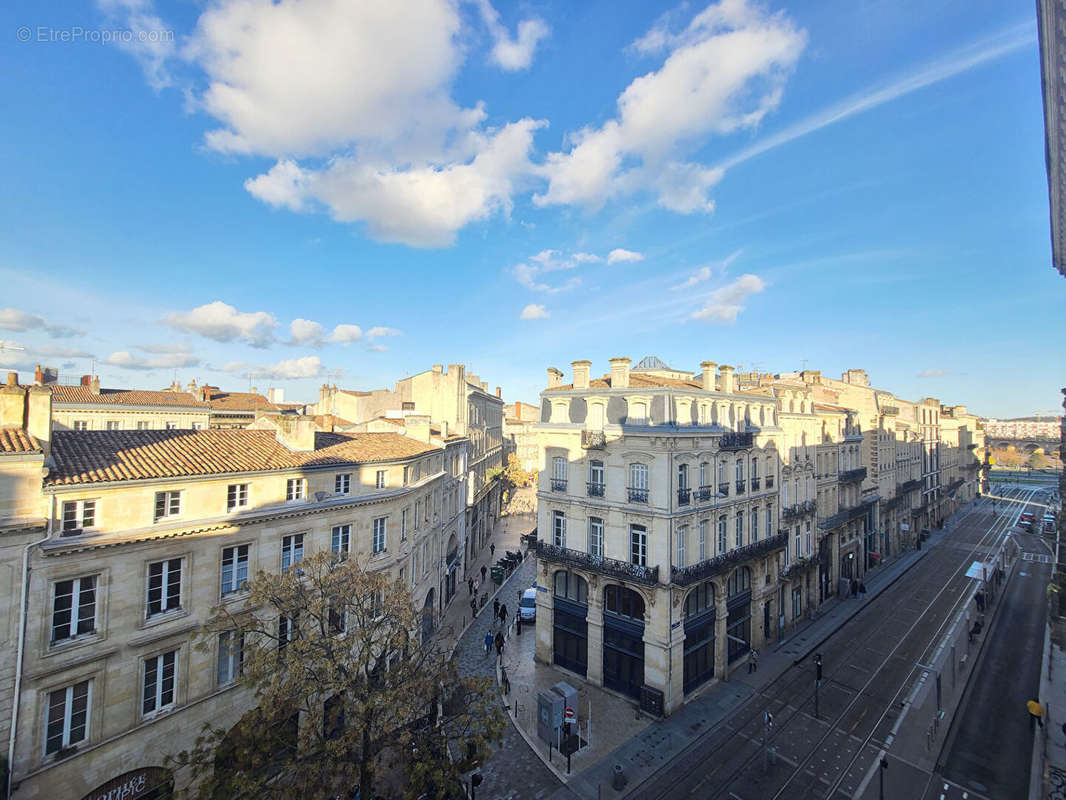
[499,603,508,626]
[495,631,504,658]
[859,581,866,600]
[490,543,495,557]
[470,597,477,618]
[493,598,500,620]
[748,647,757,673]
[1029,699,1045,730]
[481,565,487,582]
[468,577,474,596]
[516,613,523,636]
[850,578,858,598]
[484,631,493,656]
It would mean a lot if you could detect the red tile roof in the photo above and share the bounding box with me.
[47,429,439,486]
[50,385,209,408]
[206,391,277,412]
[0,428,42,454]
[545,373,765,396]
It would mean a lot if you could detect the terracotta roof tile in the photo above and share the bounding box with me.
[206,392,278,412]
[50,385,209,408]
[47,429,439,486]
[0,428,42,453]
[545,373,767,396]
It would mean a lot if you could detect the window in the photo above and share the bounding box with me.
[678,464,689,490]
[44,680,90,755]
[147,558,182,617]
[227,484,248,511]
[588,517,604,558]
[165,422,178,430]
[286,478,305,501]
[331,524,351,558]
[373,517,387,553]
[630,463,649,489]
[676,525,686,567]
[220,545,249,597]
[51,576,97,643]
[766,506,773,538]
[588,460,605,496]
[73,420,88,431]
[375,470,386,489]
[282,534,305,572]
[61,500,96,533]
[401,508,408,541]
[154,491,181,522]
[328,602,346,634]
[751,508,759,544]
[630,524,648,567]
[136,421,149,430]
[278,614,296,651]
[699,520,708,561]
[105,421,120,431]
[718,516,727,554]
[551,457,567,491]
[735,511,744,548]
[335,473,351,495]
[217,631,244,685]
[805,520,812,556]
[554,570,588,604]
[192,422,205,430]
[142,650,177,716]
[629,401,648,423]
[699,462,709,489]
[414,500,421,529]
[794,527,801,561]
[552,511,566,548]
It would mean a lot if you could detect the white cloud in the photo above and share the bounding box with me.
[520,304,550,320]
[223,356,324,380]
[607,248,645,265]
[513,262,580,293]
[918,369,949,378]
[366,327,401,338]
[290,318,325,347]
[163,301,278,347]
[368,344,389,352]
[473,0,550,71]
[136,342,193,354]
[0,308,85,338]
[535,0,806,212]
[691,273,766,323]
[106,350,201,370]
[96,0,177,89]
[671,249,742,289]
[329,324,363,344]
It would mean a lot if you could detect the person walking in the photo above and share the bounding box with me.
[468,577,474,596]
[470,597,477,618]
[1029,699,1045,730]
[490,543,495,558]
[850,578,858,599]
[516,613,522,636]
[494,631,505,659]
[481,565,487,583]
[748,647,758,673]
[499,603,508,626]
[493,598,500,621]
[484,631,493,656]
[859,581,866,600]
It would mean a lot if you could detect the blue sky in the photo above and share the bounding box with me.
[0,0,1060,417]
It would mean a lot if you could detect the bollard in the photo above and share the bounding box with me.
[611,764,627,790]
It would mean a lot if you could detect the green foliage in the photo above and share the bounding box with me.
[1029,451,1049,469]
[502,453,532,488]
[166,552,504,800]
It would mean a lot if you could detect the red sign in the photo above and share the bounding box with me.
[564,707,575,721]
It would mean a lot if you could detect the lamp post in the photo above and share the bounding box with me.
[814,653,823,719]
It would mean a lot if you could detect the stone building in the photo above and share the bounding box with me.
[503,401,539,474]
[0,371,468,800]
[49,377,211,432]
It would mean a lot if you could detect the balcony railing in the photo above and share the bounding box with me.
[766,475,774,489]
[551,478,567,492]
[695,486,712,502]
[677,487,691,506]
[628,487,649,504]
[782,500,817,523]
[900,479,922,493]
[818,501,870,530]
[750,477,761,491]
[839,467,867,484]
[735,479,746,494]
[587,482,605,497]
[536,541,660,586]
[719,431,754,451]
[671,532,787,586]
[581,430,606,450]
[718,481,730,497]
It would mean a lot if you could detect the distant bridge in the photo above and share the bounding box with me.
[987,436,1060,458]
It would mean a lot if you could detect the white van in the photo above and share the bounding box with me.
[520,587,537,621]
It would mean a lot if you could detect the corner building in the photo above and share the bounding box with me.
[532,357,787,715]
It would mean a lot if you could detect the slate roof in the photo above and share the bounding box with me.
[47,429,439,486]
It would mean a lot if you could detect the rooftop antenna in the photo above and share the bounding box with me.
[800,358,808,372]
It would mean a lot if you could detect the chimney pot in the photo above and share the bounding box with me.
[700,361,717,392]
[571,360,591,390]
[90,375,100,395]
[81,374,92,387]
[34,365,43,385]
[495,386,501,398]
[608,357,631,389]
[5,372,17,388]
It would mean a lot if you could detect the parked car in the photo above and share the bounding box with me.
[1020,512,1036,525]
[520,587,537,621]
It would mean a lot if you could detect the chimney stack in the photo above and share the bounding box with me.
[0,375,25,428]
[26,385,52,454]
[441,420,449,438]
[403,414,432,444]
[700,361,717,391]
[609,357,631,389]
[274,414,317,451]
[572,360,591,390]
[34,365,43,386]
[547,367,563,389]
[80,374,92,387]
[89,376,100,395]
[495,386,501,399]
[719,364,735,394]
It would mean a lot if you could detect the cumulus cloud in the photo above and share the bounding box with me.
[96,0,177,89]
[606,248,644,265]
[520,304,550,320]
[163,301,278,347]
[472,0,550,71]
[535,0,806,212]
[691,273,766,323]
[917,369,949,378]
[106,350,201,370]
[329,324,363,344]
[672,249,742,289]
[531,250,603,271]
[0,308,85,338]
[290,318,325,347]
[223,355,324,380]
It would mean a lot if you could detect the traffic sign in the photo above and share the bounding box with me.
[564,707,575,721]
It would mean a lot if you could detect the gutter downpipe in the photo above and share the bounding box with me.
[7,493,54,799]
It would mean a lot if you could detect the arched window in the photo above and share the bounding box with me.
[628,400,648,424]
[554,570,588,605]
[604,585,645,621]
[727,567,751,597]
[629,462,649,490]
[684,581,716,618]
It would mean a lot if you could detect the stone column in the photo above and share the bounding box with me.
[714,590,729,681]
[586,590,604,686]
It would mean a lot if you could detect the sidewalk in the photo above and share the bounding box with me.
[546,524,945,800]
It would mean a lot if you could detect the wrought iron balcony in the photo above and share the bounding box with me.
[694,485,712,502]
[628,487,649,504]
[671,532,787,586]
[880,406,900,416]
[818,502,869,530]
[581,430,606,450]
[765,475,774,489]
[781,557,814,580]
[587,482,605,497]
[677,487,691,506]
[839,467,867,484]
[782,500,817,523]
[718,481,730,497]
[536,541,660,586]
[719,431,754,451]
[735,479,746,494]
[750,477,761,491]
[550,478,568,492]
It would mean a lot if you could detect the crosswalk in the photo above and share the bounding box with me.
[1022,551,1052,564]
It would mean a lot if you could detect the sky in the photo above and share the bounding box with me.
[0,0,1061,418]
